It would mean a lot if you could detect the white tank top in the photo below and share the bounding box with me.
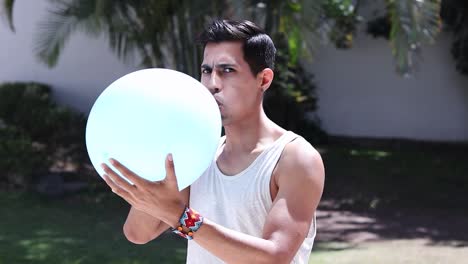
[187,131,317,264]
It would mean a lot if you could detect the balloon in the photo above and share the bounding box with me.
[85,68,221,190]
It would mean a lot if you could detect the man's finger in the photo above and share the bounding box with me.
[107,159,147,186]
[102,163,136,191]
[102,173,133,202]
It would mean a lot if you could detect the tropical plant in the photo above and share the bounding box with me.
[2,0,228,76]
[1,0,327,141]
[1,0,444,76]
[367,0,468,77]
[228,1,326,142]
[243,0,443,77]
[368,0,468,77]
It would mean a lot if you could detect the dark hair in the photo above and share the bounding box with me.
[197,20,276,75]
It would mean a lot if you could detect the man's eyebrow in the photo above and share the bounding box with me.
[201,63,237,68]
[216,63,237,68]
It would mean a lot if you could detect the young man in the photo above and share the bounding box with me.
[101,20,325,264]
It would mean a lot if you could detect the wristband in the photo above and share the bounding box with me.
[171,206,204,240]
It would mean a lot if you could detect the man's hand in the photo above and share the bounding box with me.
[101,154,185,228]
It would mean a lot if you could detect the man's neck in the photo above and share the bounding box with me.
[222,109,284,155]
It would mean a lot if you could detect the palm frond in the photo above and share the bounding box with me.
[35,10,79,67]
[290,0,325,62]
[388,0,441,76]
[1,0,15,31]
[34,0,104,67]
[229,0,324,64]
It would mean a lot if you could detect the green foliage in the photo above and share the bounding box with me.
[441,0,468,75]
[33,0,227,75]
[323,0,359,49]
[0,82,53,141]
[367,0,468,76]
[251,0,324,67]
[2,0,447,77]
[365,0,442,76]
[386,0,441,76]
[264,35,327,144]
[0,82,88,188]
[233,1,326,142]
[0,125,48,187]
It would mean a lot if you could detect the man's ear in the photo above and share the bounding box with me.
[258,68,274,92]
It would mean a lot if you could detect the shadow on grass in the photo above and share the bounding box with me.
[314,142,468,250]
[316,205,468,248]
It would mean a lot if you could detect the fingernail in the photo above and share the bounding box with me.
[109,158,115,165]
[168,153,173,161]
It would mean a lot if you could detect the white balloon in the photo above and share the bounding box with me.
[85,68,221,190]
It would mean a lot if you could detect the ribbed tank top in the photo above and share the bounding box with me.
[187,131,317,264]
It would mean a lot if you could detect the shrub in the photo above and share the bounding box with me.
[0,82,89,188]
[0,124,49,187]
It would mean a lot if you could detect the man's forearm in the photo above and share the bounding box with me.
[192,218,288,264]
[123,206,169,244]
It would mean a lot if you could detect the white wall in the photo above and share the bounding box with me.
[1,1,467,142]
[0,0,140,114]
[308,31,468,142]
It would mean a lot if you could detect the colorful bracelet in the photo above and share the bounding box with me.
[171,206,204,240]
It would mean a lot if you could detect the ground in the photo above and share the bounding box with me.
[310,199,468,263]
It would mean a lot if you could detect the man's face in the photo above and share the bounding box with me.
[201,41,263,126]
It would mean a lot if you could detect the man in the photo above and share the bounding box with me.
[101,19,325,264]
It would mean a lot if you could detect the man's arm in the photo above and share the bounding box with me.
[102,142,324,263]
[123,187,190,244]
[191,138,325,264]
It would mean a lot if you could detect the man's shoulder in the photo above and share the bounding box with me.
[276,135,324,183]
[284,135,321,165]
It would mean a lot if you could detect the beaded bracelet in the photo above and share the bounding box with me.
[171,206,204,240]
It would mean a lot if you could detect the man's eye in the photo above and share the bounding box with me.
[223,68,234,73]
[202,68,211,74]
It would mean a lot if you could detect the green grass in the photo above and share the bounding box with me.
[0,191,187,264]
[1,144,467,263]
[319,144,468,210]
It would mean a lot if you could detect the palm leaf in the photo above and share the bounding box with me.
[387,0,441,76]
[230,0,324,64]
[34,0,101,67]
[1,0,15,31]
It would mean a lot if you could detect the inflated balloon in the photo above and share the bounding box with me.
[85,68,221,190]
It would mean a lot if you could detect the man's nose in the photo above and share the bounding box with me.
[207,72,222,94]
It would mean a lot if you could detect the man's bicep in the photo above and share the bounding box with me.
[261,142,324,261]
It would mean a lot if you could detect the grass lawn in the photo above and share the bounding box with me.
[318,143,468,210]
[0,191,187,264]
[1,144,467,263]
